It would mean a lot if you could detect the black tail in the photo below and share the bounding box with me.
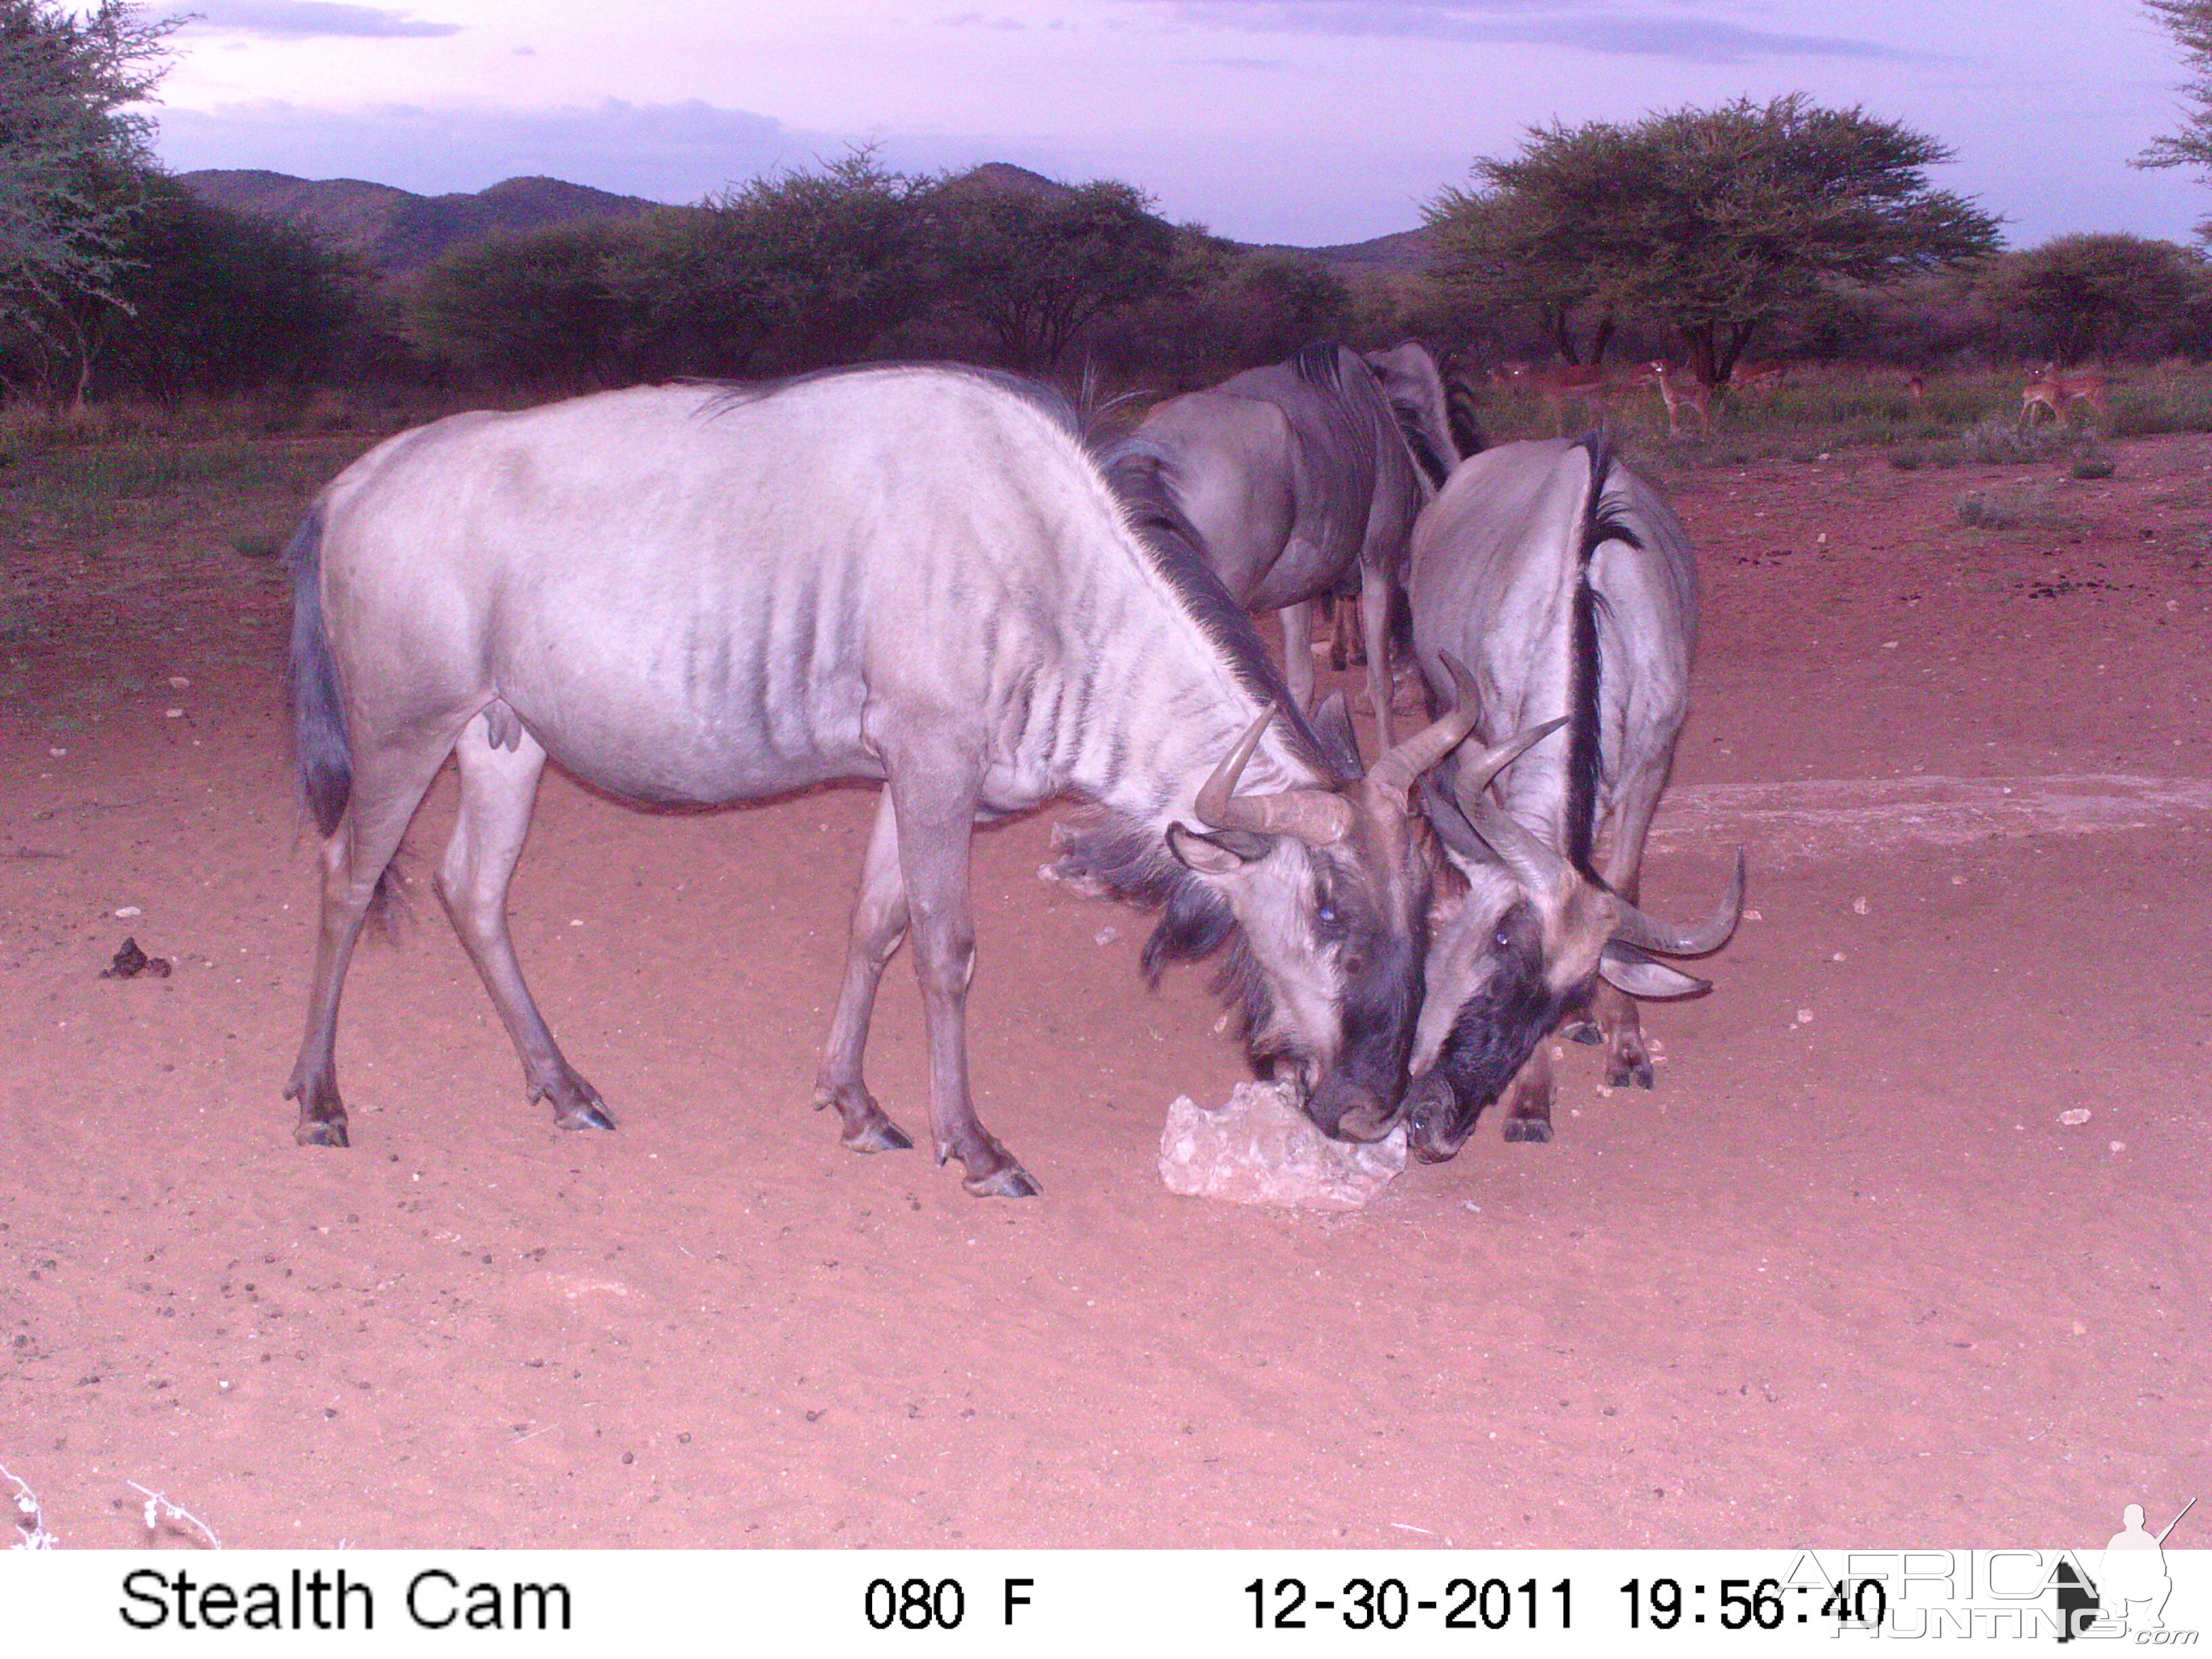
[284,509,350,837]
[1565,436,1641,876]
[285,508,403,922]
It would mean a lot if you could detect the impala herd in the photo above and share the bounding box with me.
[1492,356,2115,437]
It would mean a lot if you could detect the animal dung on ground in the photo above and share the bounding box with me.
[1160,1081,1406,1211]
[100,937,171,980]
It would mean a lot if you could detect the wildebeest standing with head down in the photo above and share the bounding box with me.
[280,365,1491,1195]
[1118,342,1462,747]
[1401,437,1745,1159]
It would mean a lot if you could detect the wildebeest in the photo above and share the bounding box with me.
[1399,437,1744,1158]
[1120,342,1460,747]
[280,365,1486,1195]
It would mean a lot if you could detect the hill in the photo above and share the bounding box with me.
[178,163,1433,281]
[177,170,663,272]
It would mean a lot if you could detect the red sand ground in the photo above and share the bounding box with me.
[2,432,2206,1550]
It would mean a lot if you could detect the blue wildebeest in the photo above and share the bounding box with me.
[1399,438,1744,1158]
[280,365,1488,1195]
[1121,342,1461,747]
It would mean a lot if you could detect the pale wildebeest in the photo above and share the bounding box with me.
[1399,438,1744,1158]
[281,365,1485,1195]
[1123,342,1460,747]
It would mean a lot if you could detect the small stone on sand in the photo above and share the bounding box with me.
[1160,1080,1405,1212]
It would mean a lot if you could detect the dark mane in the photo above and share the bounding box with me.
[1387,398,1452,491]
[1289,339,1347,392]
[1565,434,1641,876]
[1094,437,1337,781]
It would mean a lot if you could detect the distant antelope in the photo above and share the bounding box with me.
[1729,359,1788,393]
[1905,373,1925,401]
[2022,363,2110,427]
[1644,361,1711,436]
[1499,361,1616,435]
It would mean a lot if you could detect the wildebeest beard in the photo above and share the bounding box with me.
[1053,815,1424,1129]
[1411,899,1582,1154]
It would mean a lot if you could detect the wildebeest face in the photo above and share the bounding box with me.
[1168,805,1431,1143]
[1404,863,1609,1161]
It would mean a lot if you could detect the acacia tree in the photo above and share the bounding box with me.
[2139,0,2212,215]
[1427,94,2001,383]
[926,175,1181,369]
[1973,234,2206,363]
[0,0,176,384]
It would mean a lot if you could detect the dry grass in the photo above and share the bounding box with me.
[1467,363,2212,470]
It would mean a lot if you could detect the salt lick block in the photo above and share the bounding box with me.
[1160,1080,1408,1211]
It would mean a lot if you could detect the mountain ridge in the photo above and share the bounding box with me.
[178,164,1431,279]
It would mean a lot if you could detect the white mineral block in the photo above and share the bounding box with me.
[1159,1080,1406,1212]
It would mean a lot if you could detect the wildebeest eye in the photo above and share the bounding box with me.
[1318,903,1338,925]
[1494,928,1513,949]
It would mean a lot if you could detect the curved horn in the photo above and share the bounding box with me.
[1458,797,1570,895]
[1443,714,1571,891]
[1194,708,1355,846]
[1366,653,1484,808]
[1608,848,1747,957]
[1457,716,1566,802]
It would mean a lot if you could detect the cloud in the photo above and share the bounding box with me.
[1152,1,1913,64]
[176,2,462,39]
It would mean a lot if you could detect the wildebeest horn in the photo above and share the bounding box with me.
[1366,653,1485,809]
[1195,708,1355,846]
[1456,791,1571,895]
[1608,848,1747,957]
[1448,716,1572,893]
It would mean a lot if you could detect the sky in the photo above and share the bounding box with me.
[140,0,2211,249]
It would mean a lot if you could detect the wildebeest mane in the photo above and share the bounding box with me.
[1566,435,1641,877]
[1289,339,1347,393]
[1387,398,1452,492]
[1096,437,1338,782]
[1446,381,1487,460]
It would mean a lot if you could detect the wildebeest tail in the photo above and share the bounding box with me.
[1565,436,1641,875]
[283,508,352,838]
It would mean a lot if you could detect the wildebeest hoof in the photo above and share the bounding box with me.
[294,1118,350,1149]
[1564,1021,1603,1046]
[842,1117,914,1153]
[964,1164,1040,1199]
[555,1099,617,1131]
[1610,1058,1656,1090]
[1502,1118,1553,1144]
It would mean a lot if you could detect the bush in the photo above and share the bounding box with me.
[1957,480,2064,528]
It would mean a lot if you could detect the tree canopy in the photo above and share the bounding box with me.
[1973,232,2207,363]
[1425,94,2002,382]
[0,0,176,336]
[2139,1,2212,195]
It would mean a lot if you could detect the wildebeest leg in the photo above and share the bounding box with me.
[1279,600,1316,711]
[1592,782,1666,1089]
[886,753,1037,1198]
[284,733,454,1147]
[434,716,615,1132]
[1499,1040,1556,1143]
[813,793,916,1153]
[1359,560,1396,750]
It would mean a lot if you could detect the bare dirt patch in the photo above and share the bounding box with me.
[2,432,2205,1549]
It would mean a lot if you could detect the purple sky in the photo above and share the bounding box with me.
[148,0,2209,247]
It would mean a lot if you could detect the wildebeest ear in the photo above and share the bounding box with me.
[1311,691,1363,779]
[1166,822,1271,874]
[1598,942,1709,1000]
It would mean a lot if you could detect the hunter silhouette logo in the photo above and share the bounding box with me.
[2057,1497,2195,1641]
